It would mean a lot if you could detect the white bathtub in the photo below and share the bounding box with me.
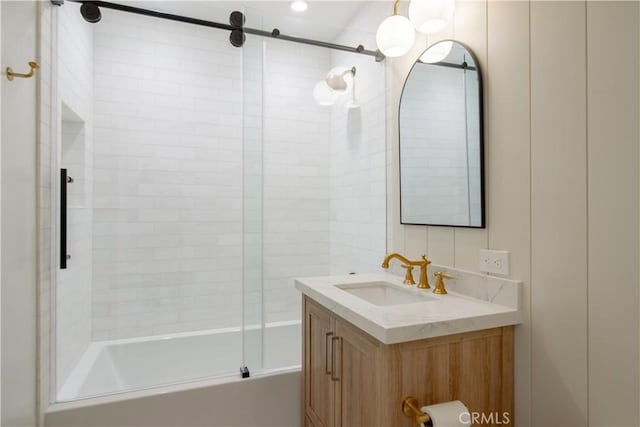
[47,321,302,427]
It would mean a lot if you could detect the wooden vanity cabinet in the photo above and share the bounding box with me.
[304,298,334,427]
[302,296,514,427]
[304,296,388,427]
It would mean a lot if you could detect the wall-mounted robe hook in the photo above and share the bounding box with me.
[6,61,39,81]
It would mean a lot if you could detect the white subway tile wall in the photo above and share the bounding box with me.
[54,6,386,350]
[240,37,264,328]
[262,41,333,323]
[329,28,387,275]
[91,10,245,340]
[89,10,384,338]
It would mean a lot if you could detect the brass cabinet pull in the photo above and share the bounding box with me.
[330,336,340,381]
[325,332,333,375]
[6,61,39,81]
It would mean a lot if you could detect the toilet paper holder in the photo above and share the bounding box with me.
[402,396,432,426]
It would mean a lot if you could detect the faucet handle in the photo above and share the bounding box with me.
[433,272,453,295]
[401,265,416,285]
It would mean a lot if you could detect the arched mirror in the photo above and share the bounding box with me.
[399,40,485,227]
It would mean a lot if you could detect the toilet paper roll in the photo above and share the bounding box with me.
[420,400,470,427]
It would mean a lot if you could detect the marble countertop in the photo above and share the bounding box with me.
[294,269,522,345]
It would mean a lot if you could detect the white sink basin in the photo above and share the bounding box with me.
[336,281,436,306]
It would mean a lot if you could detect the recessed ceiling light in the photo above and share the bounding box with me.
[290,0,308,12]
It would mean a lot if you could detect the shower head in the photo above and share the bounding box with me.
[325,67,356,92]
[80,2,102,23]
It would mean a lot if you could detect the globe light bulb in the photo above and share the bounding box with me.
[376,15,416,58]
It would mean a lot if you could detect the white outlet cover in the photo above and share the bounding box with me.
[479,249,510,275]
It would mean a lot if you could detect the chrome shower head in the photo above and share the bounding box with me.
[80,2,101,23]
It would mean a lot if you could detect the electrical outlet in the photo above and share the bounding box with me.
[479,249,510,275]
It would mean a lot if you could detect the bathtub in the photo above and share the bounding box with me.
[46,321,302,427]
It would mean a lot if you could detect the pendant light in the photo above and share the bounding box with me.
[376,0,415,58]
[408,0,455,34]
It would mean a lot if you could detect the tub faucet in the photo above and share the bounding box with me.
[381,253,431,289]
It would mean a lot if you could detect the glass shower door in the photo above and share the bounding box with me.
[241,10,265,376]
[53,1,251,401]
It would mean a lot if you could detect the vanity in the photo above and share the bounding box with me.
[295,268,521,427]
[295,38,520,427]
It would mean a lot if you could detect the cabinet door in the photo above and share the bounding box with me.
[304,298,334,427]
[333,319,382,427]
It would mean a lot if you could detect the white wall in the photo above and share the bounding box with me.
[1,1,38,425]
[56,1,94,392]
[384,1,639,425]
[585,3,639,425]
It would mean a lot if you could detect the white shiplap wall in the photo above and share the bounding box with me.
[586,3,639,426]
[385,1,639,426]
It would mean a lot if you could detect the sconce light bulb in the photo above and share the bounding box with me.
[376,15,415,58]
[313,81,338,106]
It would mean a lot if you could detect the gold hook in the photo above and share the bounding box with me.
[6,61,39,81]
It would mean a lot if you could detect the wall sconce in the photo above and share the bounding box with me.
[313,66,358,108]
[376,0,455,57]
[376,0,415,58]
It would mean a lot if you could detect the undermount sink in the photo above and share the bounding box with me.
[336,281,436,306]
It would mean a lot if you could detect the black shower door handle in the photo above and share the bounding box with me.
[60,168,71,269]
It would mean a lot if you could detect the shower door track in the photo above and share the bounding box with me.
[51,0,386,62]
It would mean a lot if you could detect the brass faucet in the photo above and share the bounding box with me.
[381,253,431,289]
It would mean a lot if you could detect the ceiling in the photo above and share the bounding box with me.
[113,0,371,41]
